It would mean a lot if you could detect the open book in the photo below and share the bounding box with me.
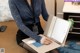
[22,16,72,53]
[44,16,72,45]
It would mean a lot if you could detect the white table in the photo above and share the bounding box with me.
[63,2,80,13]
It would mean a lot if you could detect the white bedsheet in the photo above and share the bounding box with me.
[0,0,13,22]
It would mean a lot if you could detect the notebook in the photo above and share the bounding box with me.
[22,16,72,53]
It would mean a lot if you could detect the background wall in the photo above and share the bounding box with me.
[57,0,64,18]
[45,0,55,16]
[45,0,64,18]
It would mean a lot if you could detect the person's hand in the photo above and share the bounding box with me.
[39,34,52,45]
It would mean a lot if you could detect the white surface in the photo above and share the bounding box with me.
[51,17,70,44]
[44,16,71,44]
[0,0,13,22]
[63,2,80,13]
[22,38,36,44]
[44,15,57,37]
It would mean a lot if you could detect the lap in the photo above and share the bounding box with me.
[19,42,37,53]
[19,42,59,53]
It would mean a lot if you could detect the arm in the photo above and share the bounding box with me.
[9,0,41,42]
[41,0,49,21]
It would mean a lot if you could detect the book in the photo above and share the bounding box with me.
[44,16,72,45]
[22,16,72,53]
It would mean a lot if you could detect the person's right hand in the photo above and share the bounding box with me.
[39,34,52,45]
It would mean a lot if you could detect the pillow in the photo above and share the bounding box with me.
[0,0,13,22]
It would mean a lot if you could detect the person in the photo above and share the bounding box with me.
[9,0,52,53]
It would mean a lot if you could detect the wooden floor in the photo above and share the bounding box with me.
[0,21,28,53]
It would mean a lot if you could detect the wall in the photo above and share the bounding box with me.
[45,0,55,16]
[57,0,64,18]
[45,0,64,18]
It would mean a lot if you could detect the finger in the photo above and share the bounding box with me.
[46,37,52,41]
[44,40,52,45]
[46,39,52,43]
[44,41,51,45]
[44,38,52,44]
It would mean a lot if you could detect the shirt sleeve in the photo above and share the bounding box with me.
[41,0,49,21]
[9,0,42,42]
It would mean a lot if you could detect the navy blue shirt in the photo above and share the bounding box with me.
[9,0,49,42]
